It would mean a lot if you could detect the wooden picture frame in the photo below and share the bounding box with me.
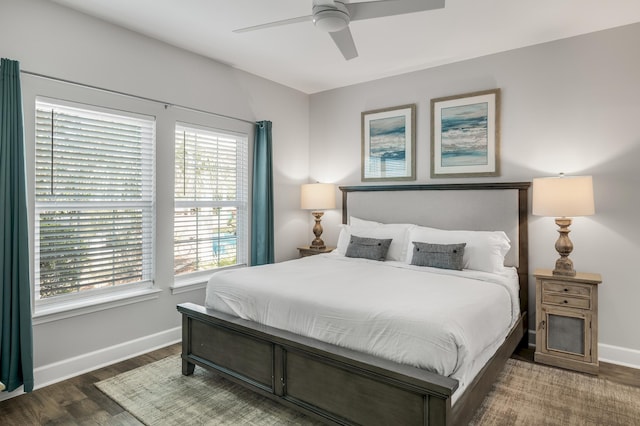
[361,104,416,182]
[431,89,500,178]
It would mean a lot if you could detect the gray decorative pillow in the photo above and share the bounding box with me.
[345,235,392,261]
[411,242,466,270]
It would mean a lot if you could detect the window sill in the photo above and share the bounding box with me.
[32,287,163,325]
[171,264,246,295]
[170,275,210,295]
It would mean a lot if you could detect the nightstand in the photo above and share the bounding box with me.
[297,246,335,258]
[534,268,602,374]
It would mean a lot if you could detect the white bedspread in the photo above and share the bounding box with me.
[204,253,520,396]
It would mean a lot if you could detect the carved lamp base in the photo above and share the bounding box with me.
[309,211,326,249]
[553,217,576,277]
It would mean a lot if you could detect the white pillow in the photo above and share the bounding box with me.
[349,216,381,227]
[336,225,351,254]
[337,223,414,262]
[405,226,510,273]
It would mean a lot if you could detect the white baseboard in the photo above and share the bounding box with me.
[0,326,180,402]
[599,343,640,369]
[4,328,636,403]
[527,330,640,370]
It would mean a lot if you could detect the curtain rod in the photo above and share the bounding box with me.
[20,69,256,125]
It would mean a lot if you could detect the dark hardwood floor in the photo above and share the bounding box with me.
[0,344,180,426]
[0,344,638,425]
[512,346,640,389]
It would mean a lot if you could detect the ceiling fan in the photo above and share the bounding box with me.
[234,0,446,60]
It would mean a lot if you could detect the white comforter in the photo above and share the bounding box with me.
[204,253,520,394]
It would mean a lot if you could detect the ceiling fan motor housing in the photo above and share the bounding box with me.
[313,2,350,33]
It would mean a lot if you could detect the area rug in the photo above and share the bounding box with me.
[96,355,323,425]
[96,355,640,425]
[470,359,640,426]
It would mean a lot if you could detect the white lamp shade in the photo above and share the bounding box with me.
[532,175,595,217]
[301,183,336,210]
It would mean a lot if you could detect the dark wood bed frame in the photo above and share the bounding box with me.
[177,182,530,426]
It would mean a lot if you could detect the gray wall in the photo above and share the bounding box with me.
[309,23,640,366]
[0,0,311,396]
[1,0,638,396]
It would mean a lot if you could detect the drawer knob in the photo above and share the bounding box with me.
[564,288,569,292]
[564,300,569,304]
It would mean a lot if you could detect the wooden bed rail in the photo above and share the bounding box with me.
[178,302,459,425]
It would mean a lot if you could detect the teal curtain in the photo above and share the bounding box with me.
[250,120,274,265]
[0,58,34,393]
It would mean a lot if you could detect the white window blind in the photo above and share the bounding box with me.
[34,98,155,301]
[174,123,248,276]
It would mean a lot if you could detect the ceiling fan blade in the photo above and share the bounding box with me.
[346,0,445,22]
[233,15,312,33]
[329,27,358,60]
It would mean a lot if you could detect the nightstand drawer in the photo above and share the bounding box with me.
[542,281,591,297]
[542,293,591,309]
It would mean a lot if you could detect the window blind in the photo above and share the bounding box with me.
[174,124,248,276]
[34,99,155,300]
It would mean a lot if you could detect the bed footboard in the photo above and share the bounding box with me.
[178,302,459,426]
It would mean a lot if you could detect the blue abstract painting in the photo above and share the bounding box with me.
[440,102,488,167]
[368,115,407,176]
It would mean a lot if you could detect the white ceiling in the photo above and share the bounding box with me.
[50,0,640,94]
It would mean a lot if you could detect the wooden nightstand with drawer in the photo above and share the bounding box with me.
[534,268,602,374]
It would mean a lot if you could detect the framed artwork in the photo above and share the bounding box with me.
[430,89,500,178]
[361,104,416,182]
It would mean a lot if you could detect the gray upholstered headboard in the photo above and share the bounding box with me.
[339,183,530,313]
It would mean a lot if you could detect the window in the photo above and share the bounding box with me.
[174,123,248,277]
[34,98,155,303]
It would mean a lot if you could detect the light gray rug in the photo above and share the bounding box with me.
[97,355,640,425]
[96,355,322,425]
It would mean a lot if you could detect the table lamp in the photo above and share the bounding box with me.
[301,183,336,249]
[532,175,595,276]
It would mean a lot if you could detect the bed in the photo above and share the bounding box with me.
[177,182,530,426]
